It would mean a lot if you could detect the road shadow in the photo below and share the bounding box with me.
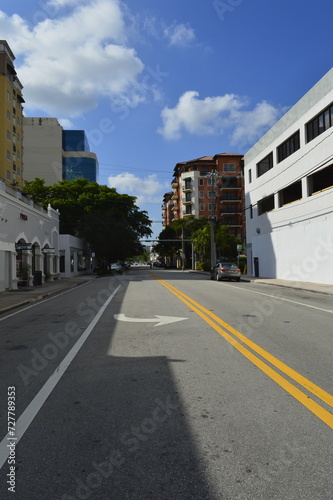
[4,277,220,500]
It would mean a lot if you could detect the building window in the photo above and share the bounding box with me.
[308,164,333,195]
[224,163,235,172]
[306,102,333,142]
[7,130,10,140]
[277,131,300,163]
[7,170,11,180]
[7,91,11,101]
[7,110,10,121]
[184,178,191,190]
[208,203,217,212]
[222,192,239,200]
[248,169,252,183]
[257,152,273,178]
[199,191,204,198]
[199,203,205,211]
[223,216,238,225]
[249,204,253,219]
[278,180,302,207]
[7,150,11,161]
[185,192,191,202]
[185,205,192,215]
[17,167,21,176]
[258,194,274,215]
[17,151,21,160]
[201,167,208,176]
[207,178,212,186]
[199,178,204,186]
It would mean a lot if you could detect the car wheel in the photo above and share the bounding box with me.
[217,273,222,281]
[236,277,240,282]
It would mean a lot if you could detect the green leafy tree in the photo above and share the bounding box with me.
[23,178,152,263]
[154,226,181,262]
[215,224,242,260]
[191,225,210,261]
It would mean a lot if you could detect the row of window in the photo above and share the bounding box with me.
[252,163,333,217]
[6,168,21,181]
[6,110,21,126]
[183,165,238,187]
[253,101,333,181]
[200,164,236,176]
[6,150,21,160]
[6,130,21,142]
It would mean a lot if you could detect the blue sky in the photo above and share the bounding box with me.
[1,0,332,238]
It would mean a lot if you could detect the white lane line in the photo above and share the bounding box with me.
[0,282,90,322]
[0,285,121,470]
[228,284,333,314]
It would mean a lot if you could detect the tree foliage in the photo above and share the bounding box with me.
[153,226,181,259]
[23,178,152,263]
[156,218,242,264]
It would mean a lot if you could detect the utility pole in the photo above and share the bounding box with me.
[207,170,218,266]
[181,224,185,270]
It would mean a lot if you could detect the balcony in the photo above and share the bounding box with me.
[171,180,178,189]
[220,215,242,227]
[182,195,192,204]
[220,208,241,214]
[220,195,241,202]
[171,193,179,200]
[220,176,242,190]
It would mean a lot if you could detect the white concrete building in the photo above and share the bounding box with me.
[0,181,60,291]
[245,68,333,284]
[23,117,63,185]
[59,234,93,278]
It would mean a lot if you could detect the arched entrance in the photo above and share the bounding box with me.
[15,239,32,286]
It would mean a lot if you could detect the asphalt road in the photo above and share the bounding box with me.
[0,268,332,499]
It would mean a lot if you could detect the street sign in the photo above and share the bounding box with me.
[42,248,55,254]
[15,243,32,251]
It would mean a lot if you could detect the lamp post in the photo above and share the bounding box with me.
[207,170,218,266]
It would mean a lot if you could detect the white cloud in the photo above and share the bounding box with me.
[158,91,283,146]
[58,118,75,128]
[230,101,282,146]
[158,91,244,140]
[107,172,168,205]
[0,0,145,116]
[163,23,195,47]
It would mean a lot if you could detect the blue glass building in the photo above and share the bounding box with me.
[62,130,98,182]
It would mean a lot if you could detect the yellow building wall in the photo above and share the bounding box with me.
[0,76,23,188]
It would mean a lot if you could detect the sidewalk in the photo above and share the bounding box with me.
[191,270,333,296]
[0,275,96,315]
[241,275,333,295]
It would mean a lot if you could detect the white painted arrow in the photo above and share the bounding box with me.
[114,314,188,327]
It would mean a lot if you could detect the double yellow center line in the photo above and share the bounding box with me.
[152,273,333,429]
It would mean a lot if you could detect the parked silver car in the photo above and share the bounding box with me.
[210,262,241,282]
